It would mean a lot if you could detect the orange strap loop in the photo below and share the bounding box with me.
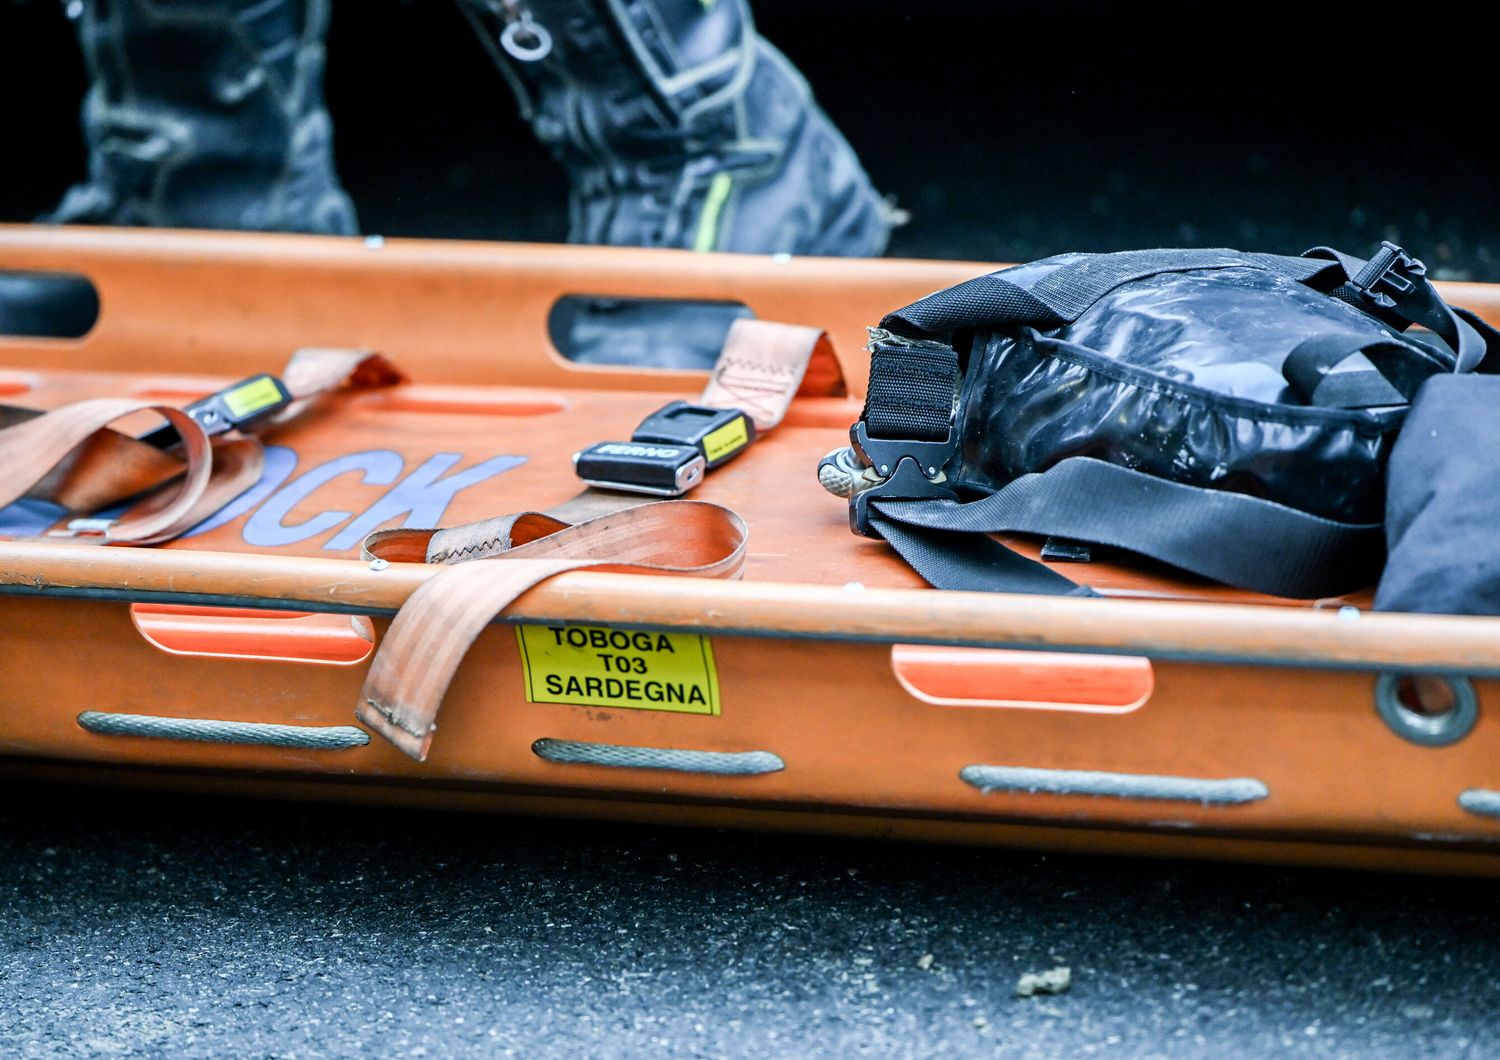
[357,501,748,760]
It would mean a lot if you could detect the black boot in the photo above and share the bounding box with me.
[2,0,354,338]
[459,0,891,257]
[46,0,355,233]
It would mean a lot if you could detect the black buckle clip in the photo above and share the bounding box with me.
[1352,241,1426,310]
[631,401,756,470]
[848,421,958,537]
[574,400,755,496]
[140,373,293,450]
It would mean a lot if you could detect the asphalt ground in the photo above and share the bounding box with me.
[3,2,1500,1056]
[2,781,1499,1059]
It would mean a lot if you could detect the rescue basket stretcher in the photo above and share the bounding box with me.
[3,225,1500,875]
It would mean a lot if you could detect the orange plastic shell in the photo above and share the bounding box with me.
[3,225,1500,875]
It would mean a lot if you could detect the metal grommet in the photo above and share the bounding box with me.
[500,19,553,62]
[1374,673,1478,747]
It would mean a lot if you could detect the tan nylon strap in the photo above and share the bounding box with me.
[0,347,401,544]
[701,318,842,430]
[268,348,406,428]
[0,398,218,544]
[357,501,747,760]
[0,403,194,513]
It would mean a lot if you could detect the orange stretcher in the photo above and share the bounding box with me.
[3,224,1500,875]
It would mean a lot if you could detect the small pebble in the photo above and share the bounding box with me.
[916,953,935,971]
[1016,966,1072,997]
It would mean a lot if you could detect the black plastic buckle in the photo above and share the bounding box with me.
[1352,241,1426,310]
[631,400,756,470]
[574,440,706,496]
[848,421,958,537]
[140,373,293,449]
[573,400,755,496]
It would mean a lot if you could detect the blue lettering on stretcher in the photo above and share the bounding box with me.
[234,448,525,549]
[182,445,299,539]
[244,449,406,547]
[322,453,526,551]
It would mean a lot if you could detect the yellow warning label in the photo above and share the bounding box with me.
[516,624,720,715]
[702,417,749,463]
[223,375,285,419]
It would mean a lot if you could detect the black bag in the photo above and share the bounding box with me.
[1376,375,1500,615]
[825,243,1500,599]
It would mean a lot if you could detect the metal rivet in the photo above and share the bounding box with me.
[368,558,390,571]
[1337,606,1361,622]
[363,235,386,249]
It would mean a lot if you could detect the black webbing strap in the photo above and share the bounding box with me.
[881,273,1063,338]
[861,340,959,442]
[1455,307,1500,375]
[1282,333,1433,408]
[869,457,1385,599]
[869,514,1096,597]
[1305,243,1500,373]
[881,249,1263,339]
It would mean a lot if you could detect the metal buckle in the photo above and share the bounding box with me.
[140,373,293,449]
[47,517,116,539]
[847,421,959,537]
[1353,241,1427,310]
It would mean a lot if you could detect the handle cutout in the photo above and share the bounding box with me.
[131,604,375,665]
[0,271,100,339]
[549,294,753,369]
[892,645,1153,714]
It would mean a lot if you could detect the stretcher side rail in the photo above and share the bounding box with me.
[3,542,1500,676]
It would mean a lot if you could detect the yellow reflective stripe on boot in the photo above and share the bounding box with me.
[692,172,734,252]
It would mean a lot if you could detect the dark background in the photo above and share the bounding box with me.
[3,2,1500,1056]
[3,0,1498,276]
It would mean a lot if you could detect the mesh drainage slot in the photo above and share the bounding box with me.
[78,711,370,750]
[532,738,783,776]
[960,765,1268,806]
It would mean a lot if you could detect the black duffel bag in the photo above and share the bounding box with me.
[820,242,1500,599]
